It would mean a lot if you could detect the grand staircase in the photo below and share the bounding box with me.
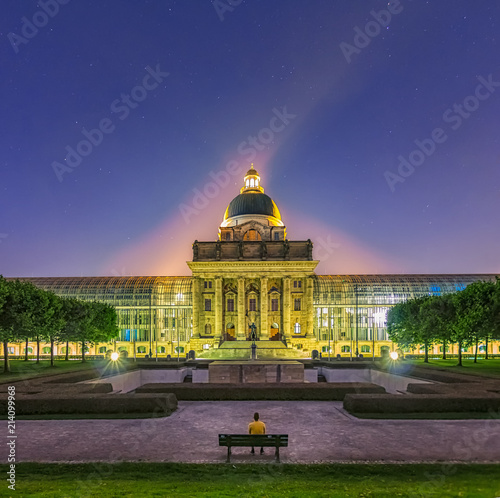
[197,340,309,360]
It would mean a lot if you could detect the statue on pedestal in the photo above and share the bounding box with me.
[283,239,290,260]
[307,239,313,260]
[250,323,257,344]
[260,241,267,260]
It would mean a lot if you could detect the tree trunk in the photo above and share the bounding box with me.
[474,338,478,363]
[81,340,86,362]
[442,341,446,360]
[424,342,429,363]
[24,337,29,361]
[457,340,462,367]
[3,341,10,373]
[36,336,40,363]
[50,337,54,367]
[65,341,69,361]
[485,337,489,360]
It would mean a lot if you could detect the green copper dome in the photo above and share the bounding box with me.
[224,193,282,221]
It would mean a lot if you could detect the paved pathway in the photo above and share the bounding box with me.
[12,401,500,463]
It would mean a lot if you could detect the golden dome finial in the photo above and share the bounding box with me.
[242,164,263,193]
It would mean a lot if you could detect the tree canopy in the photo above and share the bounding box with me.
[387,279,500,365]
[0,277,119,371]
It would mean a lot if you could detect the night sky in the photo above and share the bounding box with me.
[1,0,499,278]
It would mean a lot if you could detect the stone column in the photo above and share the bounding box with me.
[305,276,314,337]
[237,277,246,340]
[192,277,201,338]
[260,277,268,340]
[282,277,291,343]
[215,277,223,344]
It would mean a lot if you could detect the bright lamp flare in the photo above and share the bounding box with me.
[110,352,119,361]
[389,351,399,360]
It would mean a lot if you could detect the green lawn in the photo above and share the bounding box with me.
[3,463,500,497]
[405,358,500,378]
[0,359,105,384]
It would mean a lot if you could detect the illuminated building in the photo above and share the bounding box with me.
[11,166,500,359]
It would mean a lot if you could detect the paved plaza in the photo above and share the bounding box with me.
[12,401,500,464]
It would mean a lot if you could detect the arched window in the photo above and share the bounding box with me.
[157,346,166,353]
[360,345,371,353]
[250,178,255,187]
[98,346,107,354]
[42,347,51,354]
[24,347,33,354]
[294,323,301,334]
[341,346,350,353]
[175,346,185,354]
[61,347,71,354]
[205,323,212,335]
[137,346,146,353]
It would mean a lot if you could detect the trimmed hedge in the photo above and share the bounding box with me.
[135,382,386,400]
[343,393,500,414]
[1,393,177,416]
[378,365,480,384]
[406,383,487,395]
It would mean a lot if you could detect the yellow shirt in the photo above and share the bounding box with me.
[248,420,266,435]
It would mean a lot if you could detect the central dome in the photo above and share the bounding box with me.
[220,164,284,228]
[224,192,281,221]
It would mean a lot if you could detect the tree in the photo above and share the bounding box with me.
[0,279,36,373]
[420,295,455,360]
[387,295,440,362]
[0,276,13,373]
[36,291,65,367]
[61,299,118,362]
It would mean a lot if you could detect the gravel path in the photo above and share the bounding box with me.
[12,401,500,463]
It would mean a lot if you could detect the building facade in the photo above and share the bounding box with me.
[11,166,500,359]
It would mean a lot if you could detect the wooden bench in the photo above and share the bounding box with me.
[218,434,288,463]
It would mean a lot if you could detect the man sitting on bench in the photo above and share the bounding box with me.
[248,412,266,454]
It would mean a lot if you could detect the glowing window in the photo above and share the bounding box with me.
[294,323,301,334]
